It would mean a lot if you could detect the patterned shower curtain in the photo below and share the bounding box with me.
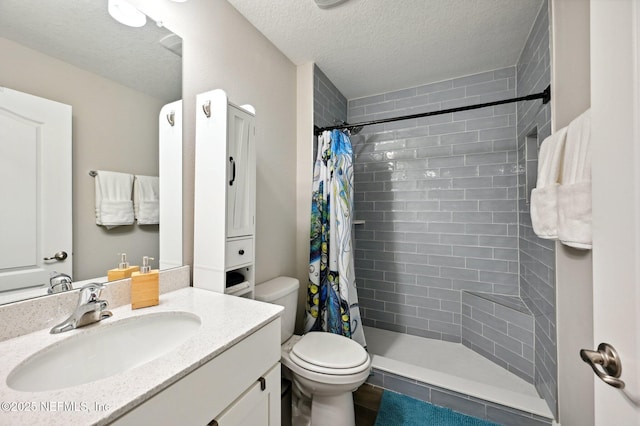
[306,129,366,347]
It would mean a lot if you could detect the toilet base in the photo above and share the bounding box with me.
[310,393,355,426]
[291,386,356,426]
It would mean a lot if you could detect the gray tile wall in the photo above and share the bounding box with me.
[347,68,519,342]
[314,65,347,128]
[515,0,556,417]
[462,291,535,383]
[367,369,552,426]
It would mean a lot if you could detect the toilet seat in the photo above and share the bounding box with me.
[289,332,370,376]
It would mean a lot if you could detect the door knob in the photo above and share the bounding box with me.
[43,251,68,261]
[580,343,625,389]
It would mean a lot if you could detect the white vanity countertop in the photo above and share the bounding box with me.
[0,287,283,426]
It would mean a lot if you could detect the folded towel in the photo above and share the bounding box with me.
[530,184,560,237]
[133,175,159,225]
[530,127,568,239]
[558,109,592,249]
[557,182,592,249]
[95,171,134,229]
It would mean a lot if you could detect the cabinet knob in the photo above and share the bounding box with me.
[238,249,245,255]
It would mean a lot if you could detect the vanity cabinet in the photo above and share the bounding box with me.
[111,318,281,425]
[193,89,256,297]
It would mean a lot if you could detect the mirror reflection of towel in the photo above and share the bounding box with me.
[95,171,134,229]
[134,175,159,225]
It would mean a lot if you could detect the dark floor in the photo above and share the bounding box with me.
[354,383,384,426]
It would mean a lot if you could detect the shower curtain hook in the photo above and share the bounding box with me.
[202,100,211,118]
[166,110,175,127]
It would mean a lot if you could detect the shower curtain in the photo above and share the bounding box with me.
[306,129,366,347]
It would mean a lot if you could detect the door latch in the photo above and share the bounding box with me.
[580,343,625,389]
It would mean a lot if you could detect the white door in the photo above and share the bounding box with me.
[590,1,640,424]
[226,105,255,238]
[0,88,72,292]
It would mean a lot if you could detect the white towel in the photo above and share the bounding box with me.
[133,175,159,225]
[558,109,592,249]
[530,127,568,239]
[95,171,134,229]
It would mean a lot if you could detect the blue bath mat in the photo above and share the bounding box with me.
[374,391,499,426]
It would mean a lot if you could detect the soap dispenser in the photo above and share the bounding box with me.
[130,256,159,309]
[107,253,140,282]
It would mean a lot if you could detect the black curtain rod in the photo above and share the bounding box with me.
[313,84,551,136]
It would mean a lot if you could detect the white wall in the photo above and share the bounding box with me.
[295,63,315,332]
[550,1,594,425]
[129,0,298,284]
[0,37,163,281]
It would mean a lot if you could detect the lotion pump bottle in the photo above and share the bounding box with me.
[130,256,159,309]
[107,253,140,281]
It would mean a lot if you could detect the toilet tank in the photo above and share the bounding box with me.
[255,276,299,344]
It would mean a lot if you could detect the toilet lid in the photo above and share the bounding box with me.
[292,332,369,370]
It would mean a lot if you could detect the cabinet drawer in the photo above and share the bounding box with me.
[226,238,253,268]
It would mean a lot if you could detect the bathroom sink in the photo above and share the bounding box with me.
[7,311,201,392]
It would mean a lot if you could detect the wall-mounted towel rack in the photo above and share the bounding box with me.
[314,85,551,136]
[89,170,98,177]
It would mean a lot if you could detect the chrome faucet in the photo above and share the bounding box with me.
[50,283,113,334]
[48,272,73,294]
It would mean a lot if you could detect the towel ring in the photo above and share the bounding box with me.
[167,110,175,127]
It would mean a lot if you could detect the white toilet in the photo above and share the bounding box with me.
[255,276,371,426]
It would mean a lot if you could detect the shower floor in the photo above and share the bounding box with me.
[364,326,553,420]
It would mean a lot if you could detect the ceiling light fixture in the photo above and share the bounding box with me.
[313,0,350,9]
[108,0,147,27]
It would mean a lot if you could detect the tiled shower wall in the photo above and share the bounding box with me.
[516,0,556,417]
[313,64,347,129]
[347,68,520,342]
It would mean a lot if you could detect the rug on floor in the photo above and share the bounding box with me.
[374,390,499,426]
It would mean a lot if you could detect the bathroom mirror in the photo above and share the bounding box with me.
[0,0,182,304]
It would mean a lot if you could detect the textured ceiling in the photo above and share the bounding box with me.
[0,0,181,102]
[226,0,544,99]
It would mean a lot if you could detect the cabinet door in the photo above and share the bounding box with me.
[212,363,280,426]
[227,106,255,238]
